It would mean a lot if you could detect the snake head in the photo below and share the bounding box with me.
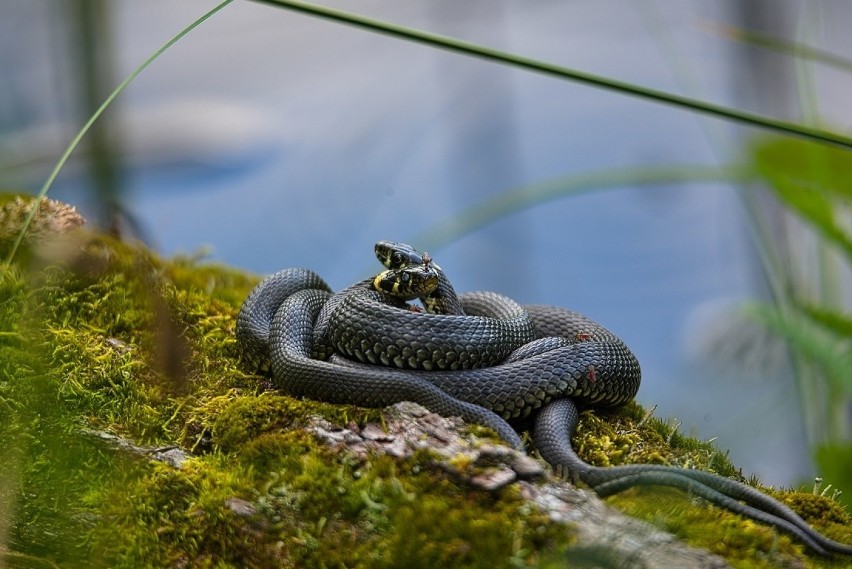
[372,264,439,301]
[375,241,424,269]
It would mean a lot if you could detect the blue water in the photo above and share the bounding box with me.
[8,0,847,486]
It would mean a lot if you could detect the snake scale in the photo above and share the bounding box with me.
[237,241,852,557]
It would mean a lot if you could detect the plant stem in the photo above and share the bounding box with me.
[252,0,852,150]
[3,0,234,269]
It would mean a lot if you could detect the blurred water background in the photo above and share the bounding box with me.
[2,0,850,486]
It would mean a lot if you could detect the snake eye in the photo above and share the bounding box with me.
[392,252,404,266]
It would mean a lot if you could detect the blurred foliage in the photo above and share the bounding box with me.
[753,138,852,259]
[814,443,852,509]
[749,136,852,506]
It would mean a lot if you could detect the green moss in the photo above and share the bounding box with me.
[93,438,569,569]
[607,487,804,568]
[181,391,384,454]
[573,401,738,475]
[0,263,144,567]
[2,232,850,568]
[573,403,852,567]
[91,458,263,567]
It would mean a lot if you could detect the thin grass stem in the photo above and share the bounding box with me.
[252,0,852,151]
[2,0,234,268]
[414,164,747,252]
[708,22,852,75]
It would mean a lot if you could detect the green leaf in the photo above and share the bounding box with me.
[753,137,852,259]
[754,137,852,198]
[802,305,852,339]
[745,302,852,394]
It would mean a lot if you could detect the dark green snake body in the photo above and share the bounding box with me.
[237,242,852,557]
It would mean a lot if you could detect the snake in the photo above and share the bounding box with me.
[236,241,852,557]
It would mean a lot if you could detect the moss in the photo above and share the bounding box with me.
[2,229,850,568]
[91,457,264,567]
[572,401,739,475]
[573,403,852,568]
[93,438,569,569]
[181,391,384,454]
[607,487,804,568]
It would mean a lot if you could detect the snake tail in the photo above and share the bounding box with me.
[534,398,852,556]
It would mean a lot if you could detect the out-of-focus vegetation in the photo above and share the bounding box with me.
[748,136,852,507]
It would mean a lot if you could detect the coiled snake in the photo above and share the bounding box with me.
[237,241,852,556]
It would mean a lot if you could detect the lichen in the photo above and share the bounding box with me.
[1,215,850,568]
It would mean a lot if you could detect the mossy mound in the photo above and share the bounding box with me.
[1,221,850,568]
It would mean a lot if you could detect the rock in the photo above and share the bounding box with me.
[360,422,394,442]
[509,453,546,480]
[474,443,545,480]
[79,428,191,469]
[470,467,517,491]
[518,482,731,569]
[152,447,190,469]
[225,498,257,518]
[473,443,514,464]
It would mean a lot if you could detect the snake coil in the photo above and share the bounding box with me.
[237,242,852,556]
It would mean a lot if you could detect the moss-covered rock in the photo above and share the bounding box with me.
[1,199,850,568]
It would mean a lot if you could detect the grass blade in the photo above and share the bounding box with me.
[753,137,852,260]
[802,305,852,338]
[252,0,852,151]
[710,22,852,75]
[746,302,852,394]
[414,164,746,252]
[2,0,234,269]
